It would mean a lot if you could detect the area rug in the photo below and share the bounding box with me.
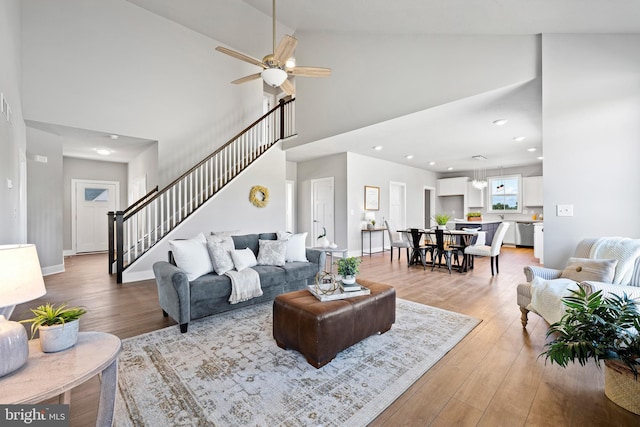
[115,298,480,426]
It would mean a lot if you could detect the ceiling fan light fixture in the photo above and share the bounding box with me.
[285,57,296,68]
[261,68,287,87]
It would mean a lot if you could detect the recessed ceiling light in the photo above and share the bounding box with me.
[537,156,544,160]
[513,136,525,142]
[405,154,414,159]
[527,148,536,152]
[95,148,112,155]
[447,167,453,171]
[373,146,383,151]
[493,119,508,126]
[109,134,119,140]
[428,161,436,166]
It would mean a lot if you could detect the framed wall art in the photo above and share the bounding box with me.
[364,186,380,211]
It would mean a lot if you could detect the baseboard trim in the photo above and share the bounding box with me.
[122,269,155,284]
[42,264,65,276]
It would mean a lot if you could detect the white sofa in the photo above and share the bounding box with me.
[517,237,640,327]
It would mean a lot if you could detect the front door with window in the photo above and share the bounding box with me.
[75,181,118,253]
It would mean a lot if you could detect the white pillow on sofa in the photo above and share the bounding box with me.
[169,233,213,281]
[277,231,309,262]
[231,248,258,271]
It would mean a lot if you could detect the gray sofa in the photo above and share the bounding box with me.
[153,232,326,332]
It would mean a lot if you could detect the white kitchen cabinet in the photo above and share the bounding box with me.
[437,177,468,196]
[523,176,543,207]
[466,182,484,207]
[502,221,516,245]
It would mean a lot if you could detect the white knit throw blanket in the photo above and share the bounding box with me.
[225,268,263,304]
[528,277,580,325]
[589,237,640,284]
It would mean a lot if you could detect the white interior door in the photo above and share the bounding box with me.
[74,180,118,253]
[311,177,334,244]
[389,182,406,230]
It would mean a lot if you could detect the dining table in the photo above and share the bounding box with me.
[401,228,480,273]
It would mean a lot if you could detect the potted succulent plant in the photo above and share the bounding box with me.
[335,256,362,285]
[435,213,451,229]
[20,303,87,353]
[540,285,640,414]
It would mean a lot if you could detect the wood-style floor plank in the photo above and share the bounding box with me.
[11,248,640,426]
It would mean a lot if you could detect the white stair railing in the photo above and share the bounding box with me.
[109,98,296,283]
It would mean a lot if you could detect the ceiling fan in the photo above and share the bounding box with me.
[215,0,331,96]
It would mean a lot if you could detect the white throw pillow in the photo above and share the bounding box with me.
[169,233,212,281]
[206,241,235,275]
[231,248,258,272]
[257,239,287,266]
[278,231,308,262]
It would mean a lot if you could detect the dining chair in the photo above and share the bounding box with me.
[463,229,486,269]
[464,222,510,275]
[431,229,460,274]
[384,220,410,262]
[408,228,434,270]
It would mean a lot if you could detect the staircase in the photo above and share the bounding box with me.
[108,98,296,283]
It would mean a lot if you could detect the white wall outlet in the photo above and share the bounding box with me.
[557,204,574,217]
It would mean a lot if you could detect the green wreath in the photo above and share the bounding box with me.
[249,185,269,208]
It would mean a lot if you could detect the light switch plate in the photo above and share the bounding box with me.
[557,204,573,217]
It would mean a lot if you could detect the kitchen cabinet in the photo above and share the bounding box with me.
[437,177,468,196]
[502,221,516,245]
[523,176,543,207]
[466,182,484,208]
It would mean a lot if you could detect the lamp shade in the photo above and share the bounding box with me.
[0,244,46,309]
[261,67,288,87]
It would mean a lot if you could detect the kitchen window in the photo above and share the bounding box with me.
[487,174,522,213]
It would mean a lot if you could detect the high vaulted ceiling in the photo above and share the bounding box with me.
[103,1,640,170]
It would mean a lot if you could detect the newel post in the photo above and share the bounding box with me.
[115,211,124,284]
[107,211,115,274]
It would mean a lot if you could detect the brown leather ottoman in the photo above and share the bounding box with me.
[273,279,396,368]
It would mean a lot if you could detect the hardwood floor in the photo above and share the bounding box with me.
[12,248,640,426]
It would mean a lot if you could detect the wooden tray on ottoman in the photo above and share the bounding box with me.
[273,279,396,368]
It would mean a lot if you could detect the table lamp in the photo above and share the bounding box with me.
[0,244,47,377]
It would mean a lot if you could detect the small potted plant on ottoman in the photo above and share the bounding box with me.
[335,257,362,285]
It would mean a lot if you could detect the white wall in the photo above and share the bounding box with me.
[0,0,27,245]
[124,145,287,282]
[346,153,438,255]
[295,152,437,256]
[128,143,159,202]
[21,0,264,185]
[291,33,540,148]
[26,127,64,273]
[542,34,640,267]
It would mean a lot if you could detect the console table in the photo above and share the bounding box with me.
[0,331,121,427]
[314,246,348,273]
[361,227,388,256]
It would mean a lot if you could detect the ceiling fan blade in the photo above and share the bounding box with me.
[215,46,266,68]
[287,66,332,78]
[281,79,295,96]
[273,35,298,64]
[231,73,262,85]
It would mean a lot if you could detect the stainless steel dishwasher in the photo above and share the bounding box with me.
[515,222,535,247]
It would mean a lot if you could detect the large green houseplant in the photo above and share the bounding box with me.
[540,284,640,414]
[20,303,87,353]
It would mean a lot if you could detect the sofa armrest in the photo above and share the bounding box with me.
[523,266,563,282]
[580,281,640,300]
[153,261,191,325]
[305,248,326,274]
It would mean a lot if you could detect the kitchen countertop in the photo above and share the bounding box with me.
[453,220,502,224]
